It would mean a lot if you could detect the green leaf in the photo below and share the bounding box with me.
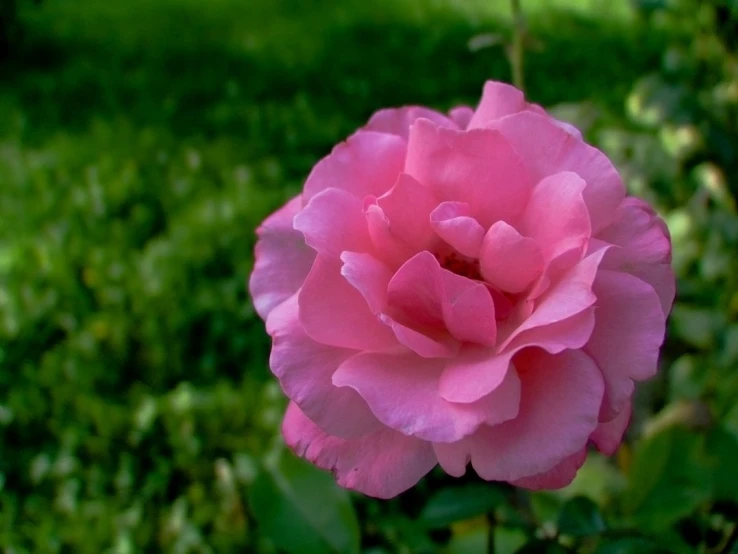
[624,427,711,530]
[419,484,507,529]
[446,525,488,554]
[705,427,738,502]
[593,537,668,554]
[248,449,360,554]
[513,539,568,554]
[557,496,606,537]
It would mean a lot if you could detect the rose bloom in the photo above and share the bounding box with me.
[249,81,675,499]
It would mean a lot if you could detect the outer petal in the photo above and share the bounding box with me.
[585,270,666,420]
[303,130,406,202]
[377,173,439,251]
[249,195,316,320]
[597,197,675,316]
[511,448,588,490]
[480,220,544,293]
[449,106,474,129]
[430,202,486,258]
[299,255,397,351]
[283,402,437,499]
[333,352,520,442]
[434,349,604,482]
[366,106,458,140]
[467,81,528,129]
[268,295,382,438]
[490,111,625,232]
[590,401,631,455]
[294,188,372,259]
[405,119,533,227]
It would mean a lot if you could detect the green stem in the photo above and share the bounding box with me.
[509,0,526,91]
[487,512,496,554]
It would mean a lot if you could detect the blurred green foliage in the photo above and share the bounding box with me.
[0,0,737,552]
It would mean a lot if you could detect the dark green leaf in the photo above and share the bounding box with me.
[625,427,711,530]
[419,484,507,529]
[557,496,606,537]
[249,450,360,554]
[594,537,669,554]
[514,539,568,554]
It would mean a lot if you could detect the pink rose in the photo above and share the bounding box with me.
[249,81,675,498]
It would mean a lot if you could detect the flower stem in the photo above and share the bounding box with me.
[487,512,496,554]
[509,0,526,91]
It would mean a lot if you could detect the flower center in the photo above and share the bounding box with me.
[437,251,482,280]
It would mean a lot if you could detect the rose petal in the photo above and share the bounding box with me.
[490,111,625,232]
[340,252,393,314]
[299,255,397,351]
[467,81,528,129]
[590,401,631,455]
[283,402,437,499]
[480,220,544,293]
[511,448,588,490]
[518,171,591,267]
[268,296,382,438]
[333,352,520,442]
[585,270,666,420]
[294,188,372,259]
[364,199,415,267]
[430,202,486,258]
[434,349,604,481]
[249,195,316,320]
[366,106,458,140]
[406,118,532,227]
[597,197,675,316]
[381,316,459,359]
[441,250,606,405]
[387,252,497,345]
[377,173,439,251]
[449,106,474,129]
[303,130,406,202]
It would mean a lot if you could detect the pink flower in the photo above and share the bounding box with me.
[249,81,675,498]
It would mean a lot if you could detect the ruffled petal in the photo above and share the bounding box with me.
[430,202,486,258]
[597,197,675,316]
[294,188,372,259]
[268,296,382,438]
[249,196,316,320]
[405,118,532,227]
[333,352,520,443]
[440,251,606,405]
[340,252,393,314]
[467,81,528,129]
[518,171,591,267]
[366,106,458,140]
[377,173,439,251]
[480,220,544,294]
[299,255,397,351]
[387,252,497,345]
[490,111,625,232]
[364,199,415,268]
[585,270,666,420]
[434,349,604,481]
[303,130,406,202]
[511,448,588,490]
[590,401,631,455]
[449,106,474,129]
[283,402,437,499]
